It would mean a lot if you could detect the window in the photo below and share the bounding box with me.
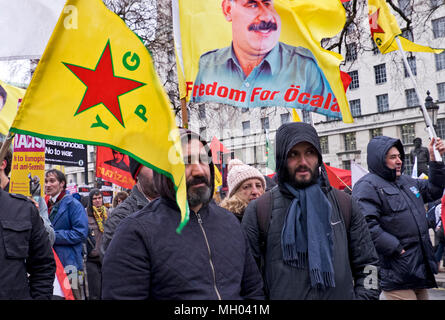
[346,43,357,62]
[344,132,356,151]
[400,123,415,144]
[370,128,383,139]
[320,136,329,154]
[431,0,445,7]
[404,154,413,176]
[342,160,351,171]
[241,107,249,113]
[403,56,417,77]
[437,118,445,139]
[261,117,270,131]
[432,17,445,38]
[280,113,290,124]
[398,0,412,16]
[438,82,445,102]
[325,115,338,122]
[198,105,206,119]
[376,94,389,112]
[349,99,361,117]
[302,110,311,123]
[348,70,359,89]
[199,127,207,140]
[405,88,419,107]
[374,64,387,84]
[242,121,250,135]
[436,51,445,71]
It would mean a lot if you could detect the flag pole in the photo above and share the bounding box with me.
[395,36,442,161]
[180,98,188,129]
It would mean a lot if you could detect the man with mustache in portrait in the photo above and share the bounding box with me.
[192,0,333,107]
[101,128,264,300]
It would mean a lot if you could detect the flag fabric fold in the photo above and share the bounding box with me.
[367,0,444,54]
[0,80,25,135]
[9,0,189,233]
[351,160,369,187]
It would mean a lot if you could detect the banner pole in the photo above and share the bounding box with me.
[395,36,442,161]
[181,98,188,129]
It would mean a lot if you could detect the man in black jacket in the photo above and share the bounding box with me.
[100,157,159,257]
[353,136,445,300]
[0,189,56,299]
[242,122,380,300]
[102,128,264,299]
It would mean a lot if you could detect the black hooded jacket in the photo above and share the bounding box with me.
[102,129,264,300]
[242,122,380,299]
[352,136,445,291]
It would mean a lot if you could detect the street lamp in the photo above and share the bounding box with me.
[425,90,439,128]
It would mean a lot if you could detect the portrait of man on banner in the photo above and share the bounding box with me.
[188,0,339,117]
[96,146,135,189]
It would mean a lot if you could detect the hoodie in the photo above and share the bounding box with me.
[353,135,445,291]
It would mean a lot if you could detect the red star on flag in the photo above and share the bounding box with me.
[64,41,145,127]
[369,8,385,38]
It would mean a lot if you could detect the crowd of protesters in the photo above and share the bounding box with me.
[0,121,445,300]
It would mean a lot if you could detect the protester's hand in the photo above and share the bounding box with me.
[429,137,445,161]
[28,197,39,210]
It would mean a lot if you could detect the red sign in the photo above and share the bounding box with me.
[95,146,136,189]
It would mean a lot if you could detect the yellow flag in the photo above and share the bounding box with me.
[292,109,301,122]
[0,80,25,135]
[175,0,353,123]
[214,165,222,193]
[10,0,189,233]
[368,0,444,54]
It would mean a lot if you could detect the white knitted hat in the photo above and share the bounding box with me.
[227,159,266,198]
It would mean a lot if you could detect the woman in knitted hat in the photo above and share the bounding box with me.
[220,159,266,221]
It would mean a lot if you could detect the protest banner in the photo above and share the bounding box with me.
[9,134,45,197]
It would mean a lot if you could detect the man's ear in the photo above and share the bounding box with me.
[0,159,6,171]
[222,0,233,22]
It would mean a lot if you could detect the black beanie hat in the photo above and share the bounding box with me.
[129,156,142,180]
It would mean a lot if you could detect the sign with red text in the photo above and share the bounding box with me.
[10,134,46,197]
[95,146,135,189]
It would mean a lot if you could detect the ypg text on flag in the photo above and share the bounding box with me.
[10,0,189,232]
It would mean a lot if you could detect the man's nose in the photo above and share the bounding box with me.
[257,2,274,20]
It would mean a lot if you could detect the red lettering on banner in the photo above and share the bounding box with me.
[229,89,246,102]
[206,82,217,95]
[217,86,228,98]
[330,98,340,112]
[324,93,332,109]
[251,87,262,102]
[297,92,311,105]
[310,95,324,108]
[186,82,193,97]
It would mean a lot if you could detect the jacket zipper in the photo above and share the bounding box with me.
[195,212,222,300]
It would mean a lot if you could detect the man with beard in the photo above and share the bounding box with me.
[242,122,380,300]
[192,0,333,109]
[101,128,264,299]
[101,157,160,257]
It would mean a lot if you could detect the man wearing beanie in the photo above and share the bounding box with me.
[220,159,265,221]
[242,122,380,300]
[102,128,264,299]
[101,157,159,257]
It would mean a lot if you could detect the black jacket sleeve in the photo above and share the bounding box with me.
[27,203,56,299]
[240,230,265,300]
[347,198,381,300]
[102,217,151,299]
